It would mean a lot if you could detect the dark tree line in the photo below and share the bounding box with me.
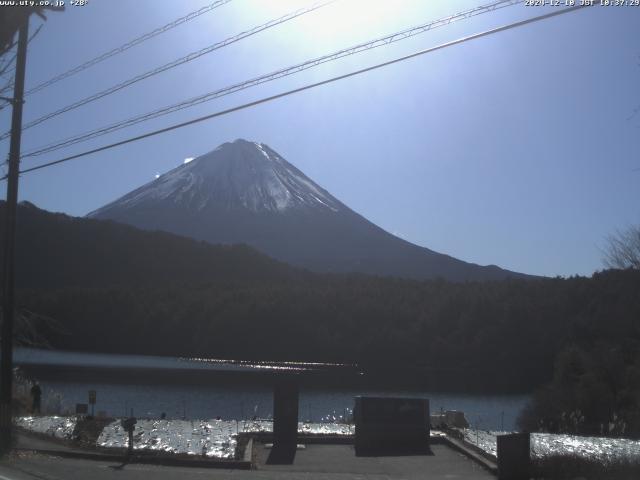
[16,270,640,397]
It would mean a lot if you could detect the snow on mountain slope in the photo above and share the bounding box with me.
[90,140,340,216]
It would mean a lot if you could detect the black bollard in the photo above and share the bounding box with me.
[128,428,134,457]
[121,417,137,459]
[497,432,530,480]
[267,377,299,465]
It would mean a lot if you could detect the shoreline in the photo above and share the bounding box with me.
[14,347,533,394]
[18,363,533,396]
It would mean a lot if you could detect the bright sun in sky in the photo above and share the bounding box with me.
[252,0,408,42]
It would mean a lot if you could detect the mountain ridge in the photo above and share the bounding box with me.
[3,200,302,290]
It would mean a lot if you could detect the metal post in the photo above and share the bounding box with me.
[0,19,29,453]
[127,429,134,457]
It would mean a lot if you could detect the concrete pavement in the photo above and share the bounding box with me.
[5,428,497,479]
[255,443,494,479]
[0,442,495,480]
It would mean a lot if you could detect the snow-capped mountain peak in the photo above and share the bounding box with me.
[88,138,530,281]
[90,139,340,215]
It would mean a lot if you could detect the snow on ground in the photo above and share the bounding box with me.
[17,415,640,465]
[463,429,640,464]
[98,419,353,459]
[15,415,353,459]
[98,419,240,459]
[15,416,77,439]
[532,432,640,464]
[298,422,353,436]
[20,415,638,465]
[463,429,504,457]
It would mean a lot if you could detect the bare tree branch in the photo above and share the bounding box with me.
[603,225,640,270]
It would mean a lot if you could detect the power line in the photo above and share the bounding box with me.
[0,52,17,78]
[0,0,334,141]
[0,79,13,98]
[22,0,521,159]
[10,3,592,180]
[24,0,233,96]
[0,65,15,79]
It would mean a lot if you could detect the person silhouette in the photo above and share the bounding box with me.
[30,382,42,414]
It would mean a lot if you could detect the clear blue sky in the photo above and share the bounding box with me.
[1,0,638,277]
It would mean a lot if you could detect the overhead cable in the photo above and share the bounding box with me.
[9,3,591,180]
[22,0,521,158]
[0,0,334,141]
[24,0,233,96]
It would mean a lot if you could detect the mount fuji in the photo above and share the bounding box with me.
[88,139,528,281]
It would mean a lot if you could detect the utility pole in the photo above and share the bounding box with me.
[0,19,29,453]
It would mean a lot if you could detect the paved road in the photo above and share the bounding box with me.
[1,454,246,480]
[1,457,392,480]
[0,444,494,480]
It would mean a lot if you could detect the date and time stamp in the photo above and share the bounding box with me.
[2,0,639,8]
[0,0,88,8]
[525,0,639,5]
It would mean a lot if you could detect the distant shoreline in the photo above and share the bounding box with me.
[18,363,531,397]
[14,347,533,394]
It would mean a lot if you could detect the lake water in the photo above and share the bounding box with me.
[15,348,530,431]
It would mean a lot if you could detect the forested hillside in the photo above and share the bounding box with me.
[3,201,303,289]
